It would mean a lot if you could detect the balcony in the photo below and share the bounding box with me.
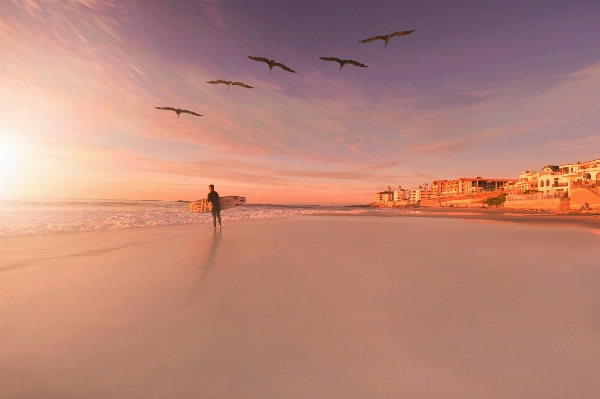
[506,191,563,201]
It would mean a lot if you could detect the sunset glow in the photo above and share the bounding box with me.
[2,0,599,203]
[3,3,600,396]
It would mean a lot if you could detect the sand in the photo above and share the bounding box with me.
[1,215,600,398]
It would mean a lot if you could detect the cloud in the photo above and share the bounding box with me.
[7,0,600,163]
[545,135,600,151]
[4,1,600,201]
[200,0,227,29]
[103,149,406,186]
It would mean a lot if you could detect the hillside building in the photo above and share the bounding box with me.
[515,170,540,193]
[373,190,409,203]
[430,177,511,197]
[409,189,432,202]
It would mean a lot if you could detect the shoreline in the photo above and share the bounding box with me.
[315,206,600,229]
[2,205,599,243]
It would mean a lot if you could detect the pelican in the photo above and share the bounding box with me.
[155,107,203,118]
[206,80,254,91]
[358,30,415,48]
[247,56,296,73]
[319,57,367,70]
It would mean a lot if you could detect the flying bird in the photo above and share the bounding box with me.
[358,30,415,48]
[206,80,254,91]
[247,56,296,73]
[154,107,203,118]
[319,57,368,70]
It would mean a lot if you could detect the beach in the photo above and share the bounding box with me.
[1,213,600,398]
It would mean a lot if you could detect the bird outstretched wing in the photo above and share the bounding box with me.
[155,107,177,111]
[206,80,229,85]
[346,60,368,68]
[247,56,270,64]
[319,57,343,63]
[233,82,254,88]
[180,109,203,116]
[358,35,386,43]
[390,30,415,38]
[274,62,296,73]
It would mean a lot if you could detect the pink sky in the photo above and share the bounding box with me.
[1,0,600,204]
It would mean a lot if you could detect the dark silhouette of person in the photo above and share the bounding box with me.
[207,184,221,229]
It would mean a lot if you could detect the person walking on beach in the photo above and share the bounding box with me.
[207,184,221,229]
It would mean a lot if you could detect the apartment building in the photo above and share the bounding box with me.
[504,180,517,193]
[537,159,600,197]
[515,170,540,193]
[506,158,600,201]
[373,191,392,203]
[378,157,600,205]
[408,189,432,202]
[373,190,409,203]
[430,177,511,197]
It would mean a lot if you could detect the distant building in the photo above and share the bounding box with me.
[430,177,511,197]
[537,159,600,197]
[382,157,600,206]
[395,189,411,200]
[373,190,408,203]
[373,191,390,203]
[504,180,518,194]
[409,188,431,202]
[515,170,540,193]
[508,158,600,202]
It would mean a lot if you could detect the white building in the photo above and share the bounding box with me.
[515,170,540,193]
[373,190,409,203]
[408,189,432,202]
[514,158,600,199]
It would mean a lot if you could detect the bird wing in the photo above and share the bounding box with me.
[247,56,270,64]
[206,80,229,84]
[345,60,368,67]
[155,107,177,111]
[358,35,386,43]
[180,109,203,116]
[319,57,343,63]
[390,30,415,38]
[233,82,254,88]
[273,62,296,73]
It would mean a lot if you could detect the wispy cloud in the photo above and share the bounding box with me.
[200,0,227,29]
[545,135,600,151]
[3,1,600,202]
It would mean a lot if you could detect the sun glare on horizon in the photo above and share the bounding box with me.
[0,132,31,197]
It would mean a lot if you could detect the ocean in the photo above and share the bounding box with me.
[0,198,365,236]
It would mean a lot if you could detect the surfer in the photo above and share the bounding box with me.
[207,184,221,229]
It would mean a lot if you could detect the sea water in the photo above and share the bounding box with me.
[0,198,368,236]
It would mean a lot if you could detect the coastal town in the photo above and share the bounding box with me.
[373,156,600,212]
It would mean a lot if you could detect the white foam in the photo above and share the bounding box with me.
[0,199,358,236]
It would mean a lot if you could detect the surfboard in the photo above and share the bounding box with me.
[188,196,246,213]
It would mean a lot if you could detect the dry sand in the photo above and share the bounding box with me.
[1,215,600,398]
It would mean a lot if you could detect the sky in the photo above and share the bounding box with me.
[1,0,600,204]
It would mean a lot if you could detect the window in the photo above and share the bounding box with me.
[546,179,550,186]
[540,181,544,187]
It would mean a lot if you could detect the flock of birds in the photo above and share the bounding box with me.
[155,30,415,118]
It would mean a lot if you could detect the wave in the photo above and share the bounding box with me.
[0,199,357,236]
